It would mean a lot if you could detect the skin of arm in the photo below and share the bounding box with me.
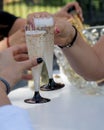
[54,19,104,81]
[0,81,11,106]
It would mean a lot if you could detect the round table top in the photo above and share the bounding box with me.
[9,74,104,130]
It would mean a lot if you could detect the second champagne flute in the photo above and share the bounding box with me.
[24,28,50,104]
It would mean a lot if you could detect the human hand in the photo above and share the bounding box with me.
[27,12,74,48]
[8,27,26,46]
[54,2,84,21]
[54,17,75,47]
[0,44,43,89]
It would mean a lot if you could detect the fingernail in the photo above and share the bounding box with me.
[55,27,60,34]
[37,58,43,64]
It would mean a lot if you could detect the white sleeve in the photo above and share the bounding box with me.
[0,105,34,130]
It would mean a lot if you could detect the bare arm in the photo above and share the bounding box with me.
[62,33,104,81]
[54,18,104,81]
[26,12,104,81]
[0,81,11,106]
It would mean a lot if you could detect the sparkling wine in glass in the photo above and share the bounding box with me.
[24,28,50,104]
[33,17,65,91]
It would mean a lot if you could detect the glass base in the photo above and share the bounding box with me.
[40,78,65,91]
[24,91,50,104]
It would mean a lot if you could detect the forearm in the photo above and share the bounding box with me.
[0,81,11,106]
[62,32,104,81]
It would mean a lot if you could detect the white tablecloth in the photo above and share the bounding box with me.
[9,75,104,130]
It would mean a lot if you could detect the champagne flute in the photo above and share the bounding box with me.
[34,17,65,91]
[24,27,50,104]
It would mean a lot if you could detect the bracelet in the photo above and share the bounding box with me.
[7,37,10,47]
[0,77,11,94]
[59,25,78,48]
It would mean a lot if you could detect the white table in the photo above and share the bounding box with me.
[9,74,104,130]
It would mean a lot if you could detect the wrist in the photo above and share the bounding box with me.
[59,25,77,48]
[0,72,13,91]
[0,78,11,94]
[0,81,7,93]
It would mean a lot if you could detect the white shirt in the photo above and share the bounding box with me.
[0,105,34,130]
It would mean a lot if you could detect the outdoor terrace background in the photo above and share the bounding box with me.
[1,0,104,26]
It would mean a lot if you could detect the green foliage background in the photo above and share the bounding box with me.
[3,0,75,18]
